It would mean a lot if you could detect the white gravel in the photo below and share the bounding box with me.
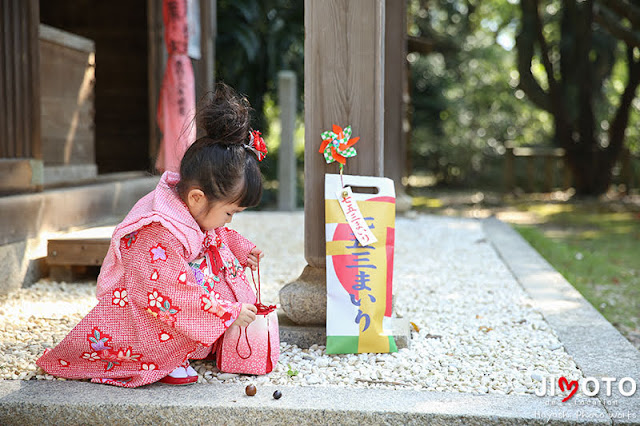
[0,212,584,394]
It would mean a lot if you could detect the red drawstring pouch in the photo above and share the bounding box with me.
[216,263,280,375]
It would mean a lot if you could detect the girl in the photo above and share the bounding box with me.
[37,84,267,387]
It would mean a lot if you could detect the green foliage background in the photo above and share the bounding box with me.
[215,0,304,133]
[214,0,640,192]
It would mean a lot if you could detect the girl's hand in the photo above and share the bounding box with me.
[232,303,257,327]
[247,247,264,271]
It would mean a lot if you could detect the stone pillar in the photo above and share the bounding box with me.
[280,0,385,326]
[384,0,412,213]
[277,70,297,211]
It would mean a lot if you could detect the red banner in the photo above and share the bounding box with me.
[156,0,196,173]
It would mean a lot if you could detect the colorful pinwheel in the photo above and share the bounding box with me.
[319,124,360,171]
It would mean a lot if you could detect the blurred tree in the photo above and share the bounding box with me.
[516,0,640,195]
[407,0,553,187]
[215,0,303,132]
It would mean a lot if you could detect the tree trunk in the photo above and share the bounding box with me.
[517,0,640,197]
[564,142,613,196]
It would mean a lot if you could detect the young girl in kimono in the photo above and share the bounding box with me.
[37,83,268,387]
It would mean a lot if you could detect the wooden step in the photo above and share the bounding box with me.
[47,226,114,281]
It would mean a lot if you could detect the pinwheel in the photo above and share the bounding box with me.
[319,124,360,171]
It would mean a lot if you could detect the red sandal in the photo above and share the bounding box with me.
[159,360,198,385]
[159,374,198,385]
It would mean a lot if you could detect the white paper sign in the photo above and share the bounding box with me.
[335,186,378,246]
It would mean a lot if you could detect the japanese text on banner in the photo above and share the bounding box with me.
[336,187,378,246]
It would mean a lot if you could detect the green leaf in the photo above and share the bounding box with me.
[286,363,299,377]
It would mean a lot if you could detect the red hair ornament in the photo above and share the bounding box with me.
[245,130,268,161]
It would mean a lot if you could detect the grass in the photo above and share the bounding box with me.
[513,204,640,334]
[409,188,640,349]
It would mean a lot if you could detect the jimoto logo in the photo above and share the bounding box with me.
[535,376,638,402]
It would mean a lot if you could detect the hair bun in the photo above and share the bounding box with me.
[197,83,251,146]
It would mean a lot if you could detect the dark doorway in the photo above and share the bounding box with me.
[40,1,151,174]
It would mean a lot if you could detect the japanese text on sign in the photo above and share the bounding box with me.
[336,187,378,246]
[345,223,378,332]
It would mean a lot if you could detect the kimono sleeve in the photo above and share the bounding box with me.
[215,227,256,267]
[123,223,242,346]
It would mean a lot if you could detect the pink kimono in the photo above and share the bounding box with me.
[37,172,257,387]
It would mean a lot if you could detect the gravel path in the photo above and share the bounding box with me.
[0,212,584,394]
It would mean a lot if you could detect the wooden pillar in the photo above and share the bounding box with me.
[0,0,42,193]
[280,0,385,325]
[193,0,216,104]
[383,0,411,212]
[147,0,165,166]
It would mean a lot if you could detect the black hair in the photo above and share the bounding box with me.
[176,83,263,208]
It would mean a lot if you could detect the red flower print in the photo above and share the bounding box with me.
[158,309,176,326]
[116,347,141,362]
[201,294,228,318]
[100,350,118,361]
[112,289,128,307]
[146,289,180,326]
[149,244,167,262]
[148,290,164,308]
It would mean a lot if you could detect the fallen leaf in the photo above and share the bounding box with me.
[410,321,420,332]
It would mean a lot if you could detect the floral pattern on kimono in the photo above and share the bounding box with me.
[36,222,246,388]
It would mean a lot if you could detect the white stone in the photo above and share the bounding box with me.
[217,373,239,380]
[305,374,321,385]
[1,213,587,396]
[316,358,329,368]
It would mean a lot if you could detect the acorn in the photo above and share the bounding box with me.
[273,390,282,400]
[245,384,257,396]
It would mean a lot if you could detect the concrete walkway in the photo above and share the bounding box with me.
[1,216,639,425]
